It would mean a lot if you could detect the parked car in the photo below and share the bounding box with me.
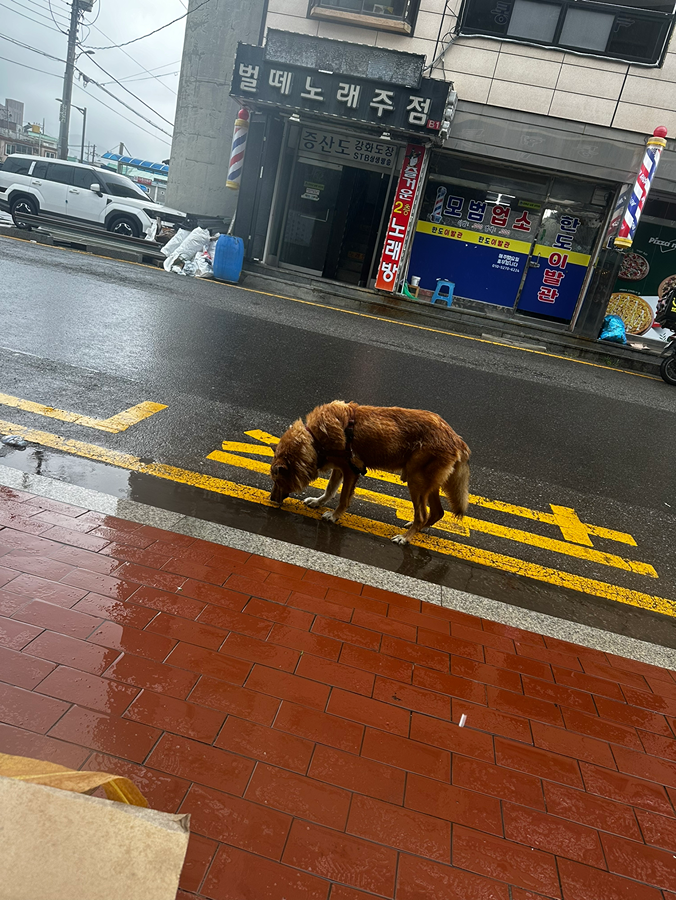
[0,154,186,238]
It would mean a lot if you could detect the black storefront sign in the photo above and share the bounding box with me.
[231,43,450,136]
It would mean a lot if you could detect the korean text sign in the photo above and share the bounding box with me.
[375,144,426,292]
[231,43,449,134]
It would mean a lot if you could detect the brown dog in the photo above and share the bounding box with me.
[269,401,470,544]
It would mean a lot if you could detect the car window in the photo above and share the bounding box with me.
[45,163,75,185]
[1,157,32,175]
[32,161,48,179]
[73,168,99,189]
[99,171,147,200]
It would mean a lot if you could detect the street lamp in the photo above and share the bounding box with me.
[56,98,87,163]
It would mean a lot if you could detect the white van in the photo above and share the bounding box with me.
[0,154,186,238]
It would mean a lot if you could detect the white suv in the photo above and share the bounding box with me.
[0,154,186,238]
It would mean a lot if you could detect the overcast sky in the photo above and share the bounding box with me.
[0,0,188,162]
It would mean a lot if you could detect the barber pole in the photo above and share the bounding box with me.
[226,108,250,190]
[614,126,668,249]
[429,185,447,224]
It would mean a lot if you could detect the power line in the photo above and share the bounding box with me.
[0,51,61,78]
[77,70,174,137]
[0,0,61,31]
[78,53,175,126]
[0,49,172,150]
[72,83,171,146]
[84,0,100,26]
[47,0,68,33]
[88,22,178,95]
[84,0,211,50]
[0,31,173,141]
[0,32,66,62]
[14,0,68,23]
[99,70,179,88]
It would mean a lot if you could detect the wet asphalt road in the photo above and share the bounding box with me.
[1,235,676,644]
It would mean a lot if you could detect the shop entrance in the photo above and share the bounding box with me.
[279,157,391,286]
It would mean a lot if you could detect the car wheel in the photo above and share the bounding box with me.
[106,215,141,239]
[10,196,38,230]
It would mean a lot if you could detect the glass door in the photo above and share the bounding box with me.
[516,207,604,322]
[279,159,343,273]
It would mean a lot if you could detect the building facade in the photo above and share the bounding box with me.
[1,99,58,164]
[171,0,676,337]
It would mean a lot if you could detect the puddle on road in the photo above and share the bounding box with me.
[0,444,132,498]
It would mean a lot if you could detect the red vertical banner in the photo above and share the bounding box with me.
[375,143,426,292]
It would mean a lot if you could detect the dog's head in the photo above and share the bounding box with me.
[269,420,317,505]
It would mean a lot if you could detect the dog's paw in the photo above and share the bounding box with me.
[322,510,340,523]
[304,497,324,508]
[391,534,409,545]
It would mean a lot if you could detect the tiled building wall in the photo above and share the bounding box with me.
[265,0,676,135]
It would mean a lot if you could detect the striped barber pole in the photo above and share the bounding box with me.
[614,126,668,249]
[226,108,250,190]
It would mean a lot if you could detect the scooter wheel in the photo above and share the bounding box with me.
[660,355,676,385]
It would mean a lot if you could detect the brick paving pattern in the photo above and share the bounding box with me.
[1,483,676,899]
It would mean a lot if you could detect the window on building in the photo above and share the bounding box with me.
[43,151,56,158]
[308,0,420,34]
[6,144,36,156]
[457,0,675,65]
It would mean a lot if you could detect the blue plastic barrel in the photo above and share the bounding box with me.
[213,234,244,283]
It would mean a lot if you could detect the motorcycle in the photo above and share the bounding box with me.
[656,285,676,385]
[660,336,676,385]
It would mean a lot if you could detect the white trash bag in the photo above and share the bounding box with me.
[195,252,214,279]
[176,227,210,262]
[161,228,190,257]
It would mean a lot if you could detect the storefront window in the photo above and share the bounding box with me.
[407,154,610,323]
[408,157,549,309]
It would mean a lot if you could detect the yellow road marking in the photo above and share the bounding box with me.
[1,231,660,382]
[238,432,638,548]
[0,392,166,433]
[208,447,656,578]
[0,416,671,617]
[221,441,274,457]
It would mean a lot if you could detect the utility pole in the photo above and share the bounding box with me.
[80,107,87,163]
[57,0,93,160]
[117,142,124,173]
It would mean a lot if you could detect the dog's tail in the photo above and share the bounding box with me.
[443,446,471,518]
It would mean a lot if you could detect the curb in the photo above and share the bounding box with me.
[241,267,663,376]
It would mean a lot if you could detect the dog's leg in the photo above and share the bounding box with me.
[323,467,359,523]
[425,488,445,528]
[304,468,342,509]
[393,480,429,544]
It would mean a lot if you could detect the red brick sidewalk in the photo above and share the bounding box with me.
[1,483,676,900]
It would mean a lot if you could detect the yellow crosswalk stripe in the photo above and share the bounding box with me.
[208,448,656,578]
[0,392,166,433]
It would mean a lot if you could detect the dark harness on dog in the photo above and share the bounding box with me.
[305,418,367,477]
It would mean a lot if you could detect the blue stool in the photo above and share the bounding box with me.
[431,279,454,306]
